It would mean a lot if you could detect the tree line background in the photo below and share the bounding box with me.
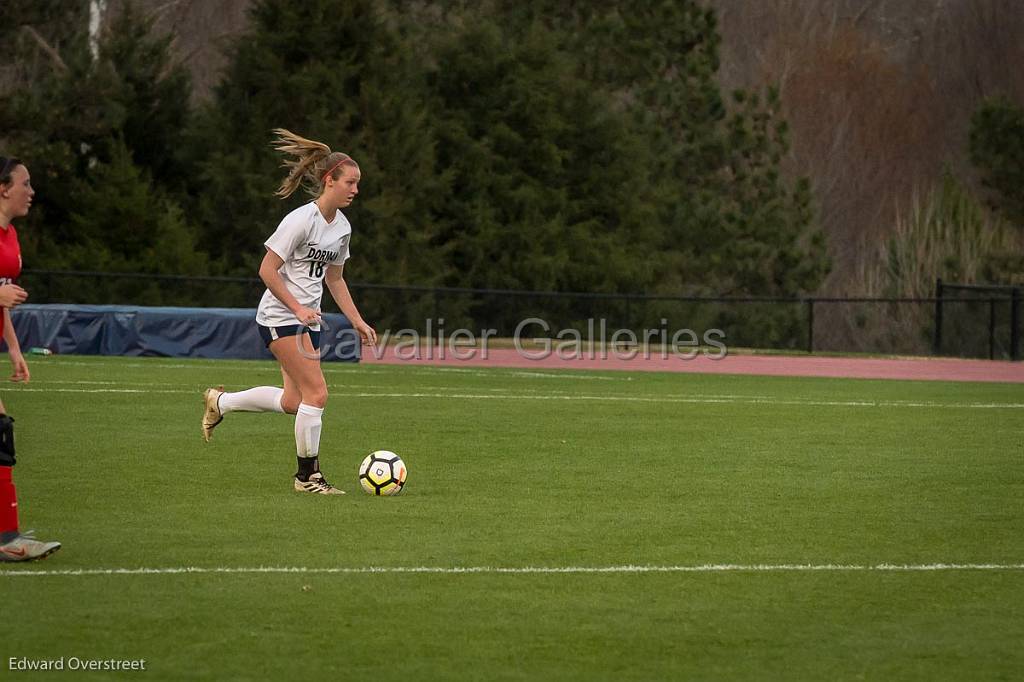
[1,0,1022,350]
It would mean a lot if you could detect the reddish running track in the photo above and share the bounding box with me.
[361,346,1024,383]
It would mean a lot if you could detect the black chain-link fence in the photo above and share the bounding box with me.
[934,280,1021,360]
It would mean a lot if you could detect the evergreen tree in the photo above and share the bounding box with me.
[425,19,655,296]
[4,0,830,333]
[188,0,446,301]
[99,3,193,190]
[970,97,1024,228]
[51,139,209,304]
[713,88,826,296]
[0,0,199,286]
[490,0,829,298]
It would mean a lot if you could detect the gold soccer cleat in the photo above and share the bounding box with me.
[201,386,225,442]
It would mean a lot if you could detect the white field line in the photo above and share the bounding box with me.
[37,359,633,380]
[505,370,623,381]
[7,386,1023,409]
[33,380,520,393]
[26,381,1024,407]
[11,381,867,400]
[2,563,1023,578]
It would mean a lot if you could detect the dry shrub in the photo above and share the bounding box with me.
[815,177,1024,354]
[857,178,1024,298]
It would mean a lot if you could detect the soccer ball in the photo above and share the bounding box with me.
[358,450,407,496]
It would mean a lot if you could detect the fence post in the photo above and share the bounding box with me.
[932,278,944,356]
[806,299,815,354]
[1012,286,1021,361]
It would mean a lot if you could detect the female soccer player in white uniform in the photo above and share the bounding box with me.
[201,130,377,495]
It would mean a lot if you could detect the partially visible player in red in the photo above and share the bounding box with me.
[0,155,60,562]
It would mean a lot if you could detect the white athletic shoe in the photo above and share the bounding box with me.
[0,531,62,562]
[294,472,345,495]
[201,386,224,442]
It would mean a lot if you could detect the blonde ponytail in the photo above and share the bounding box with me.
[271,128,356,199]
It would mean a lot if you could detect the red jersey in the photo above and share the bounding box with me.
[0,225,21,285]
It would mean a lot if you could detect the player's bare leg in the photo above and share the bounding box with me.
[270,333,344,495]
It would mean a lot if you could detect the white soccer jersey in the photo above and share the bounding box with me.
[256,202,352,328]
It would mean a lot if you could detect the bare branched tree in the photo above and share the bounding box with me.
[711,0,1022,301]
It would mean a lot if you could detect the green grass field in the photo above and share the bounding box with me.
[2,355,1023,680]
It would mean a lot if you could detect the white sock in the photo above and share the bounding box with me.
[294,403,324,458]
[219,386,285,414]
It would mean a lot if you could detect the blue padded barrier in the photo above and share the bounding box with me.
[6,304,358,362]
